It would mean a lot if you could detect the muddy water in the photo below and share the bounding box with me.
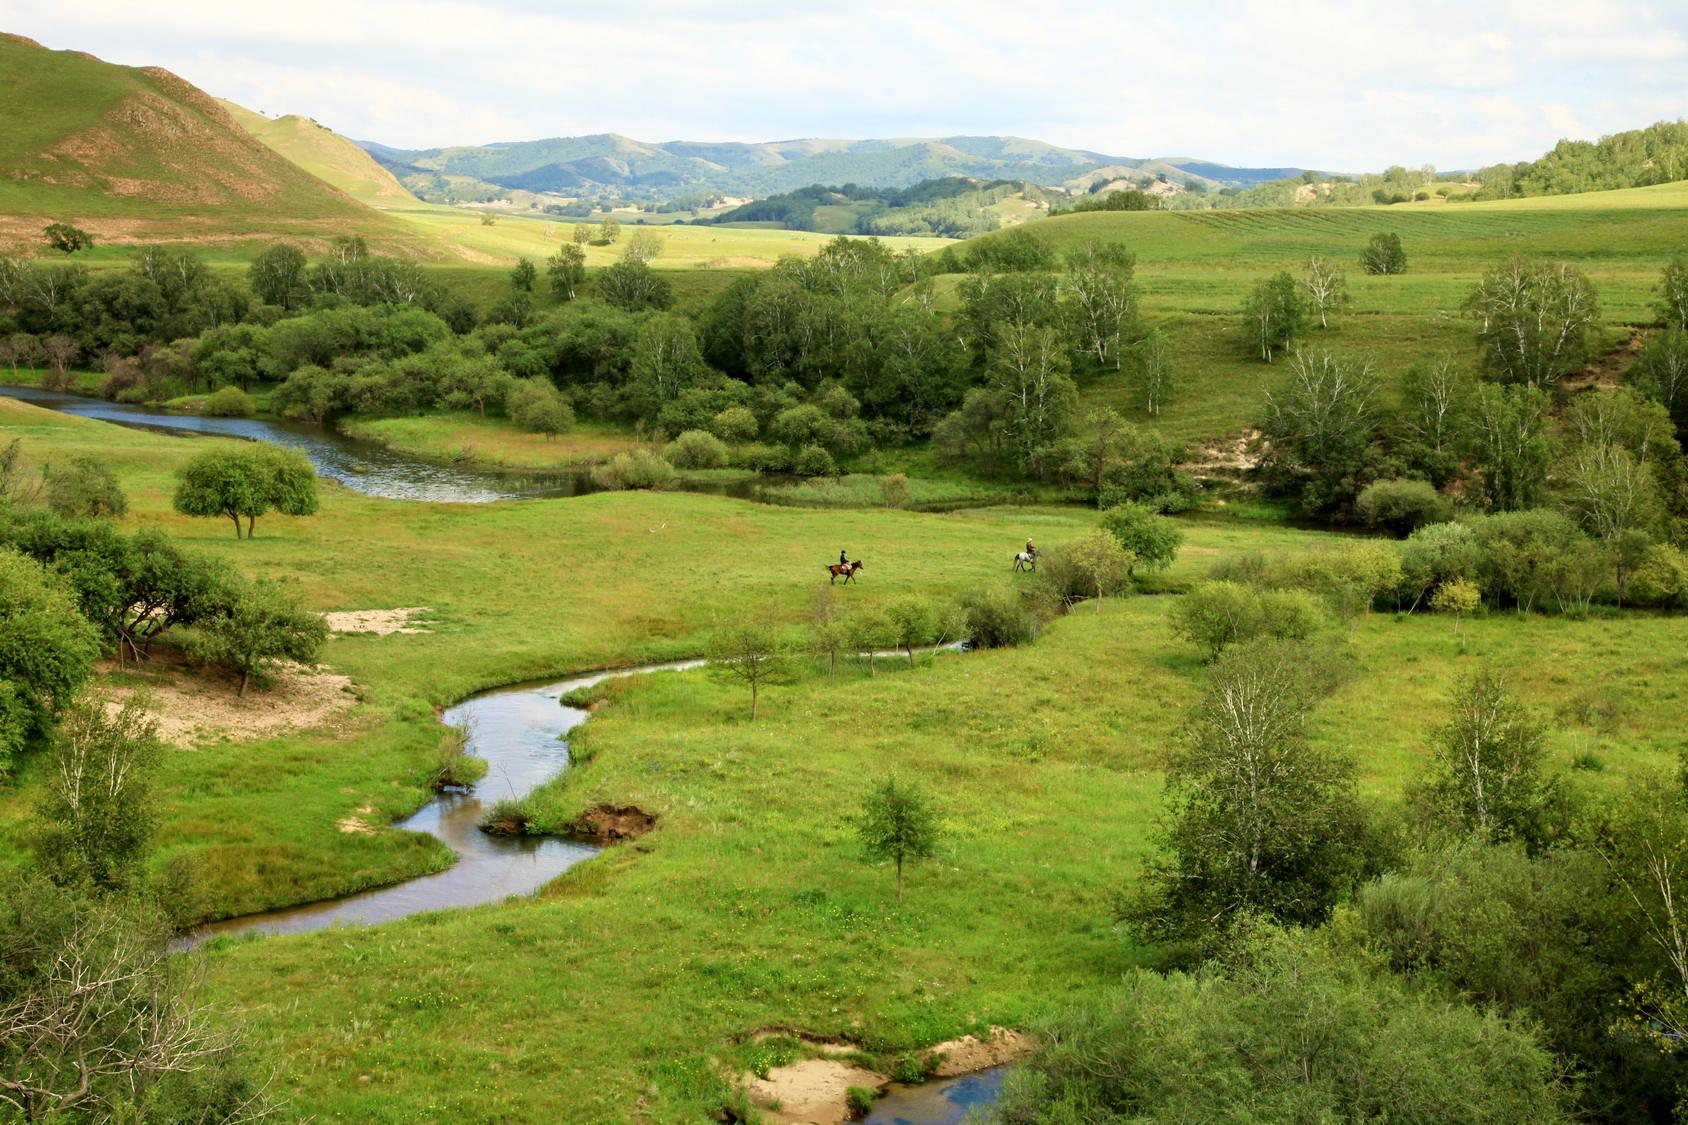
[864,1066,1010,1125]
[0,385,763,504]
[179,661,702,946]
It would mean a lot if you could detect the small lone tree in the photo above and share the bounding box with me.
[42,222,93,255]
[1360,232,1407,275]
[707,618,792,720]
[172,445,319,539]
[43,456,127,520]
[1242,272,1309,362]
[548,243,586,301]
[1430,578,1481,649]
[810,592,852,680]
[1301,255,1351,328]
[1064,528,1133,613]
[856,773,940,902]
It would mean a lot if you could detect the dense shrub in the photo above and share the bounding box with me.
[1395,521,1484,611]
[1267,541,1404,619]
[1170,580,1326,658]
[1098,501,1182,577]
[200,385,255,418]
[1355,478,1453,536]
[792,444,836,477]
[959,585,1034,648]
[710,405,759,442]
[664,429,729,469]
[506,379,573,438]
[592,450,675,491]
[0,548,101,777]
[43,457,126,519]
[1629,542,1688,607]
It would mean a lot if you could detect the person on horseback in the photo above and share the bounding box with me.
[840,548,849,568]
[1025,537,1036,559]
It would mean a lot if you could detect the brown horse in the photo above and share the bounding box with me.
[826,560,864,585]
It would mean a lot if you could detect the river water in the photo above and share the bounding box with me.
[865,1066,1010,1125]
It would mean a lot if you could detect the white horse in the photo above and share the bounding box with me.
[1013,549,1037,572]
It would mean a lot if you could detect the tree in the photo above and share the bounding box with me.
[1467,256,1600,388]
[547,243,586,301]
[1099,501,1182,577]
[510,257,537,292]
[42,222,93,255]
[707,618,792,721]
[188,577,326,696]
[1060,240,1139,368]
[571,223,592,246]
[856,774,940,902]
[39,335,80,390]
[1634,326,1688,431]
[38,694,160,892]
[0,549,100,779]
[809,592,851,680]
[1360,231,1407,275]
[1354,478,1452,537]
[883,594,958,665]
[1430,577,1481,647]
[1170,581,1325,660]
[1464,383,1554,511]
[628,314,706,419]
[1259,348,1381,516]
[249,243,308,309]
[596,259,673,312]
[1394,359,1474,485]
[621,229,664,265]
[43,456,127,520]
[596,215,621,244]
[1596,776,1688,1055]
[1659,256,1688,330]
[1130,639,1364,941]
[480,212,496,226]
[1060,528,1133,614]
[1241,271,1308,362]
[0,872,278,1121]
[1129,325,1175,416]
[1562,443,1664,539]
[711,405,759,443]
[1426,668,1551,844]
[1301,255,1351,327]
[172,445,319,539]
[988,321,1078,476]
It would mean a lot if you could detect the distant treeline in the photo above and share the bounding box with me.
[1473,120,1688,200]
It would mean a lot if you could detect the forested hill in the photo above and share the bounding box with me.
[706,178,1063,237]
[1475,120,1688,199]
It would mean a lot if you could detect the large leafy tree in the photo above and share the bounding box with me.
[1467,256,1600,388]
[172,445,319,539]
[1259,348,1382,516]
[0,548,100,779]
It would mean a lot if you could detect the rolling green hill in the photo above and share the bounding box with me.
[0,34,417,250]
[217,100,417,207]
[708,177,1060,236]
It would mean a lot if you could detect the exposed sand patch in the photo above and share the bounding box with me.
[336,804,378,835]
[324,606,433,635]
[1185,427,1263,475]
[927,1026,1030,1077]
[103,663,357,747]
[742,1059,885,1125]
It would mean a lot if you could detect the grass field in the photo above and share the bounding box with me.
[3,397,1683,1121]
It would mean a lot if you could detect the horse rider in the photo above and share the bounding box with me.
[1025,537,1036,559]
[840,548,850,568]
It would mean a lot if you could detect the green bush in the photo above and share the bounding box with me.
[664,429,729,469]
[845,1085,877,1115]
[710,405,759,443]
[1099,501,1183,577]
[507,379,574,439]
[960,585,1033,648]
[201,385,256,418]
[1630,542,1688,608]
[792,444,836,477]
[1355,478,1453,537]
[879,472,912,509]
[592,450,675,491]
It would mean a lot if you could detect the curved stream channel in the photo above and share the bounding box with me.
[180,660,701,945]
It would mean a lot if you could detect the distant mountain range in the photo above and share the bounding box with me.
[354,133,1314,203]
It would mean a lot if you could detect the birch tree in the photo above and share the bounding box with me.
[1300,255,1351,329]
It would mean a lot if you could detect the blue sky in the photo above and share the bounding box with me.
[3,0,1684,169]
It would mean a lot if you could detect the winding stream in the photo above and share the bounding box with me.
[865,1067,1010,1125]
[0,385,763,504]
[178,660,701,947]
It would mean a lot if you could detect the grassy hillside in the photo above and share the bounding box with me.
[948,182,1688,443]
[217,99,416,207]
[0,34,418,250]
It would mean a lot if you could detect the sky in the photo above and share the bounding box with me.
[3,0,1685,170]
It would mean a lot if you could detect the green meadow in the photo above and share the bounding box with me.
[2,396,1684,1121]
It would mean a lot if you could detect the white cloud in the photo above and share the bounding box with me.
[2,0,1684,167]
